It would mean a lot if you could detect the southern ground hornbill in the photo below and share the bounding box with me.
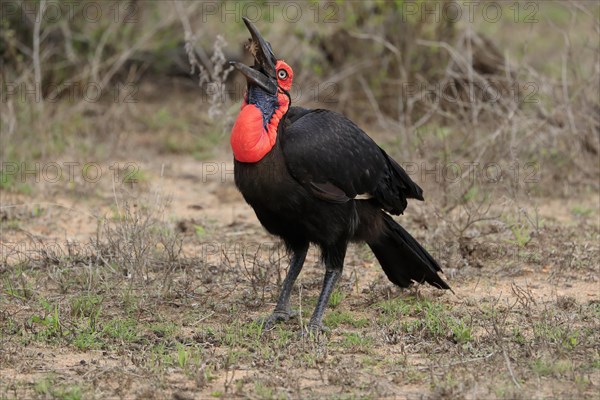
[229,18,450,333]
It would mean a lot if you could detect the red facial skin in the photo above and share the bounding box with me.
[231,61,293,163]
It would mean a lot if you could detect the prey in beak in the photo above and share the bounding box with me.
[230,17,278,96]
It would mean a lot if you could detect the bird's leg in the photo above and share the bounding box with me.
[257,243,308,330]
[305,242,346,334]
[306,267,341,333]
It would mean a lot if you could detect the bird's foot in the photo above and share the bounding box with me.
[256,309,298,331]
[299,322,330,338]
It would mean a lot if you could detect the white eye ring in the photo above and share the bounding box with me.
[277,69,288,79]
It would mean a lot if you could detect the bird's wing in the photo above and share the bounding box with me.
[281,108,422,213]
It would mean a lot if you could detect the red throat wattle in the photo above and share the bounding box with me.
[231,102,275,163]
[230,92,289,163]
[231,60,293,163]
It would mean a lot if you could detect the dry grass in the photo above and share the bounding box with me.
[1,1,599,399]
[1,186,598,398]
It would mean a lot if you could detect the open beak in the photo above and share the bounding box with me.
[229,61,278,95]
[229,17,278,96]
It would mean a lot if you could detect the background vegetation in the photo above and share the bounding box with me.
[1,1,599,399]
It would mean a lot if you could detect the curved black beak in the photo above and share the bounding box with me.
[230,17,278,96]
[229,61,278,95]
[242,17,276,77]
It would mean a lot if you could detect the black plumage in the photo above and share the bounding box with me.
[234,107,450,332]
[230,18,450,333]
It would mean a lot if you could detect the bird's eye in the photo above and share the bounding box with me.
[277,69,288,80]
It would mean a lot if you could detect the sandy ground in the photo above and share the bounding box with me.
[1,150,599,399]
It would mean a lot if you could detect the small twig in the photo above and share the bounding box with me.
[347,31,401,58]
[416,352,496,371]
[357,75,389,131]
[112,178,122,221]
[189,311,216,327]
[502,347,521,389]
[33,0,47,112]
[488,297,522,390]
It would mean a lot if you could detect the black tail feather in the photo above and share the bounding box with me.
[367,214,451,290]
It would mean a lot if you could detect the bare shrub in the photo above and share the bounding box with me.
[93,190,183,285]
[175,1,234,122]
[0,2,184,166]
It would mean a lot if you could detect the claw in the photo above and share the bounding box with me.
[255,309,298,330]
[299,322,330,338]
